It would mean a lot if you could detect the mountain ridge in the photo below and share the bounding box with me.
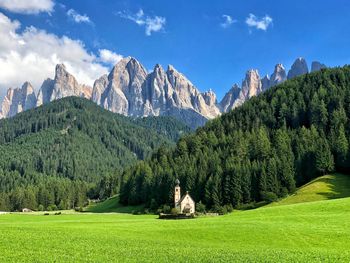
[0,57,326,128]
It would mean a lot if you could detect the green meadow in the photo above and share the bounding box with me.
[1,174,350,262]
[270,173,350,206]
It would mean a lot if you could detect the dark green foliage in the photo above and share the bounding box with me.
[0,97,188,211]
[196,201,206,213]
[120,66,350,209]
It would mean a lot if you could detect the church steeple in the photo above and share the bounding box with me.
[174,179,181,207]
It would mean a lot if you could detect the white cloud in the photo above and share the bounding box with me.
[0,0,54,14]
[220,15,236,28]
[0,12,121,99]
[118,9,166,36]
[99,49,123,66]
[245,13,273,31]
[67,8,91,24]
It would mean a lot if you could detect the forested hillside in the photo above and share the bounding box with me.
[0,97,189,211]
[120,66,350,211]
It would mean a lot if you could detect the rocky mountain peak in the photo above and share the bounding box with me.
[287,58,309,79]
[1,56,323,128]
[202,89,217,106]
[274,63,286,74]
[242,69,262,98]
[0,82,36,118]
[92,74,108,105]
[311,61,327,72]
[36,64,92,107]
[261,75,270,91]
[270,63,287,86]
[167,64,176,73]
[22,81,34,93]
[220,84,241,112]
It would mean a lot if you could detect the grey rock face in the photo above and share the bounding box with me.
[0,82,36,117]
[287,58,309,79]
[261,75,270,91]
[36,78,54,106]
[262,64,287,91]
[92,58,221,128]
[235,70,262,108]
[311,61,326,72]
[1,56,322,128]
[220,84,241,112]
[96,57,148,116]
[36,64,92,107]
[221,70,263,112]
[92,75,108,105]
[270,64,287,87]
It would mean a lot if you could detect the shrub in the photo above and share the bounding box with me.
[74,207,84,212]
[220,206,228,215]
[143,209,150,214]
[196,201,206,213]
[224,204,233,213]
[170,208,179,215]
[149,199,158,212]
[38,204,44,211]
[280,187,289,198]
[261,191,278,203]
[162,205,171,214]
[47,204,58,211]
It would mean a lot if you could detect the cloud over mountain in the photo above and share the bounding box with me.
[0,12,119,98]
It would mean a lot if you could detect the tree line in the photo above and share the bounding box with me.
[120,66,350,211]
[0,97,189,211]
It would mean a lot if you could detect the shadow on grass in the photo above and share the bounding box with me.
[85,195,145,214]
[316,173,350,200]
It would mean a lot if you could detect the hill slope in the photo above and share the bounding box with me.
[85,195,144,213]
[1,197,350,262]
[120,66,350,210]
[0,97,190,211]
[270,173,350,206]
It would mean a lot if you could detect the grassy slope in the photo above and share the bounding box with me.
[85,196,144,213]
[1,197,350,262]
[86,173,350,213]
[270,173,350,207]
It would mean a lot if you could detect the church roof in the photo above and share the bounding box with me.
[179,192,194,204]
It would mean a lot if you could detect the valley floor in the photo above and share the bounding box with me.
[1,197,350,262]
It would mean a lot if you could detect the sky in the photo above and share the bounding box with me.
[0,0,350,101]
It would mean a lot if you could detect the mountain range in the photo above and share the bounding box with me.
[0,57,326,128]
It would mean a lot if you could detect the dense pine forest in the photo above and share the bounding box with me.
[0,97,190,211]
[120,66,350,211]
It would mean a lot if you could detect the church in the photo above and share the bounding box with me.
[174,179,195,214]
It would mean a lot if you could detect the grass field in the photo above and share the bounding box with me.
[270,173,350,207]
[1,174,350,262]
[1,197,350,262]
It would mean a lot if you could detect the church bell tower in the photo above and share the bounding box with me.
[174,179,181,207]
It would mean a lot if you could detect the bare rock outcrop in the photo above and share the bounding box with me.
[1,82,36,118]
[36,64,92,107]
[311,61,327,72]
[287,58,309,80]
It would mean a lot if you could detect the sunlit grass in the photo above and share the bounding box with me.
[1,196,350,262]
[270,173,350,207]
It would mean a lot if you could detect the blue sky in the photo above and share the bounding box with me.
[0,0,349,100]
